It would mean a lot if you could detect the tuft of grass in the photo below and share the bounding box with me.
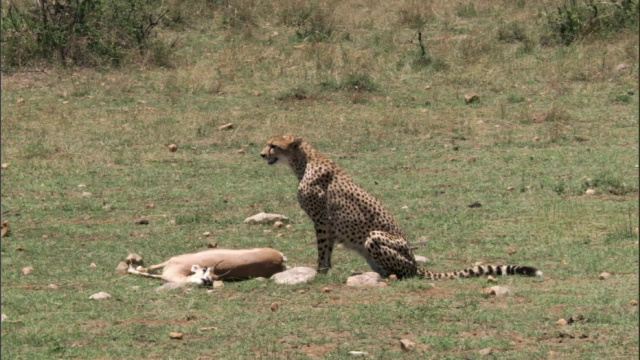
[582,173,634,196]
[340,72,378,92]
[497,22,530,43]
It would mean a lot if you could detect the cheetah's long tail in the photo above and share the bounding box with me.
[416,264,542,280]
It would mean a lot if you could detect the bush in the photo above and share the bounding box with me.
[545,0,639,45]
[1,0,173,68]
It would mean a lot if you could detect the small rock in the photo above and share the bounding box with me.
[89,292,112,300]
[271,267,317,285]
[557,318,568,326]
[270,302,279,312]
[89,263,97,269]
[237,149,245,155]
[321,287,331,293]
[468,201,482,208]
[146,203,156,209]
[585,189,596,195]
[478,347,493,356]
[414,255,429,263]
[548,351,559,357]
[1,221,9,238]
[126,253,143,265]
[48,284,59,289]
[1,313,6,322]
[464,94,480,104]
[135,219,149,225]
[614,63,628,73]
[207,242,218,248]
[202,231,212,237]
[483,286,512,296]
[599,272,611,280]
[81,191,92,198]
[297,289,307,294]
[285,224,294,230]
[169,332,183,339]
[244,212,289,224]
[346,272,384,287]
[213,280,224,288]
[399,338,415,352]
[21,266,33,276]
[273,221,285,229]
[507,186,515,191]
[218,123,234,131]
[487,275,498,283]
[115,261,129,276]
[630,300,638,306]
[168,144,178,152]
[388,274,398,282]
[508,246,517,255]
[1,163,8,169]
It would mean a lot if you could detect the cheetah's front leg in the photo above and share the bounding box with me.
[314,222,334,274]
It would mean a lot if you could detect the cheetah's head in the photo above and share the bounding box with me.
[260,135,303,166]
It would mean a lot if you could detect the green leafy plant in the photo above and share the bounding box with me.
[1,0,172,68]
[545,0,639,45]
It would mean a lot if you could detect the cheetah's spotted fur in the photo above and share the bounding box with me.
[261,135,542,280]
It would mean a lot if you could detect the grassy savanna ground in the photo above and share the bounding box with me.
[1,1,638,358]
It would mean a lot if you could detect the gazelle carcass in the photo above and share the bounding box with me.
[127,247,287,286]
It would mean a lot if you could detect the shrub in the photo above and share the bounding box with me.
[545,0,639,46]
[1,0,173,68]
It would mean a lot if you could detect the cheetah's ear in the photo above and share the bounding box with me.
[290,137,303,148]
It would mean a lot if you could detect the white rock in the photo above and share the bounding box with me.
[348,351,369,357]
[599,272,611,280]
[585,189,596,195]
[414,255,429,263]
[89,292,112,300]
[346,272,384,287]
[244,212,289,224]
[400,338,415,352]
[1,313,6,322]
[271,267,316,285]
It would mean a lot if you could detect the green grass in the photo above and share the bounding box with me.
[1,1,638,359]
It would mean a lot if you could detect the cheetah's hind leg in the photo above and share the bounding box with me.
[363,231,418,278]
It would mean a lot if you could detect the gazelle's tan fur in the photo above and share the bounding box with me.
[128,248,287,285]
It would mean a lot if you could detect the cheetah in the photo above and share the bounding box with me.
[260,135,542,280]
